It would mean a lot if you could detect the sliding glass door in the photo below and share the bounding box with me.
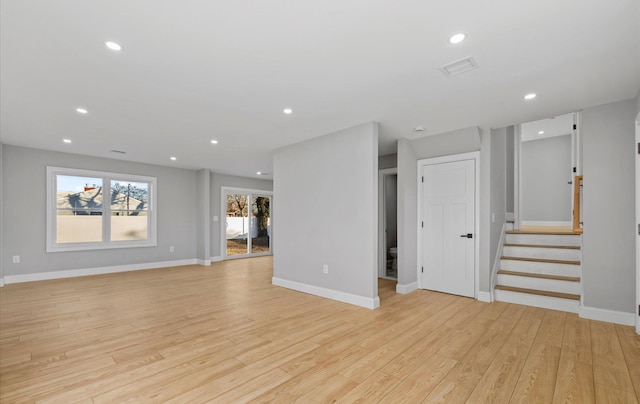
[223,188,272,258]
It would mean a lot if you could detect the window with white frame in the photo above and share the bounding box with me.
[47,167,157,252]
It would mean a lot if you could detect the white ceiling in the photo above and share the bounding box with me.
[1,1,639,179]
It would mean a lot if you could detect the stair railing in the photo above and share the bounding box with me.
[573,175,583,234]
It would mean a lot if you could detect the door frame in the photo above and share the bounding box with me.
[378,168,397,279]
[417,151,480,298]
[221,186,273,260]
[635,113,639,334]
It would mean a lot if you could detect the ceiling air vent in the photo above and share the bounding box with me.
[439,56,479,78]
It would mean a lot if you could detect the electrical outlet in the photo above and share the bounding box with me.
[169,246,174,253]
[323,264,328,274]
[12,255,20,264]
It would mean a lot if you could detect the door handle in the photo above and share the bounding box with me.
[460,233,473,238]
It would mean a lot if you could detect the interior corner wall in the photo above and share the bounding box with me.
[489,128,507,290]
[582,98,636,313]
[378,153,397,170]
[397,138,418,288]
[0,143,4,285]
[505,126,515,213]
[478,129,492,293]
[196,169,211,263]
[2,145,199,277]
[210,174,273,259]
[272,122,378,307]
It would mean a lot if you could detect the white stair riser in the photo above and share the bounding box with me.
[506,234,581,246]
[494,290,579,313]
[500,259,581,277]
[497,274,581,295]
[503,246,581,261]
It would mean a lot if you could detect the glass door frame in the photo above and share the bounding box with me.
[221,186,273,260]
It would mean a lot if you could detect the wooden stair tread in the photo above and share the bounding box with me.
[495,285,581,300]
[506,230,580,235]
[501,256,581,265]
[497,270,580,282]
[504,243,581,250]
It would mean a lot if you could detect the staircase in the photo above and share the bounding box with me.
[494,229,582,313]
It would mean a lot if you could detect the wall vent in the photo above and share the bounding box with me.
[439,57,479,78]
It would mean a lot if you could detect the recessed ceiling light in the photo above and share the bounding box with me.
[449,33,466,44]
[211,140,219,144]
[538,131,545,135]
[257,171,262,175]
[105,41,122,51]
[524,93,537,100]
[170,157,177,161]
[76,107,88,114]
[63,139,72,144]
[283,108,293,114]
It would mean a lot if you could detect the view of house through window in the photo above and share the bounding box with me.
[48,167,156,252]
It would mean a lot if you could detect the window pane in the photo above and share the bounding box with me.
[57,211,102,243]
[251,195,270,253]
[57,175,103,211]
[111,212,148,241]
[110,180,149,211]
[226,193,248,255]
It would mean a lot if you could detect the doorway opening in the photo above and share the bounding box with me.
[222,187,272,259]
[378,168,398,280]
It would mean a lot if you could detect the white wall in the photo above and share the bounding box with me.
[0,143,3,285]
[210,173,272,258]
[582,99,636,313]
[2,145,199,277]
[521,135,572,222]
[273,122,379,308]
[196,169,211,264]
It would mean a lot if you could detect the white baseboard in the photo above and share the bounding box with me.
[505,212,515,221]
[578,306,636,326]
[521,221,572,227]
[272,277,380,309]
[0,277,4,287]
[396,281,418,294]
[477,291,493,302]
[4,259,198,284]
[211,256,223,262]
[197,259,211,266]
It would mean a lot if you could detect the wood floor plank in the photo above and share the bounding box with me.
[0,256,638,402]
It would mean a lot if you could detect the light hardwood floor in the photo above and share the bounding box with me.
[1,256,638,403]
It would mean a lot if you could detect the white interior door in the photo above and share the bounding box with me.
[421,159,475,297]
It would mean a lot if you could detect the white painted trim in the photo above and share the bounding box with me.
[635,114,640,334]
[197,259,211,266]
[494,289,579,313]
[521,221,572,227]
[0,278,4,287]
[505,212,515,221]
[378,168,397,279]
[272,277,380,309]
[578,306,636,326]
[211,256,223,262]
[4,259,198,284]
[396,281,418,294]
[477,291,492,302]
[417,151,480,299]
[220,187,274,260]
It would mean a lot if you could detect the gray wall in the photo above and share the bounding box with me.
[273,122,378,302]
[2,145,199,276]
[397,138,418,288]
[379,153,397,170]
[506,126,515,213]
[521,135,572,222]
[0,143,3,283]
[210,173,273,258]
[489,128,507,287]
[397,127,482,290]
[384,174,398,253]
[196,169,211,262]
[582,99,636,313]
